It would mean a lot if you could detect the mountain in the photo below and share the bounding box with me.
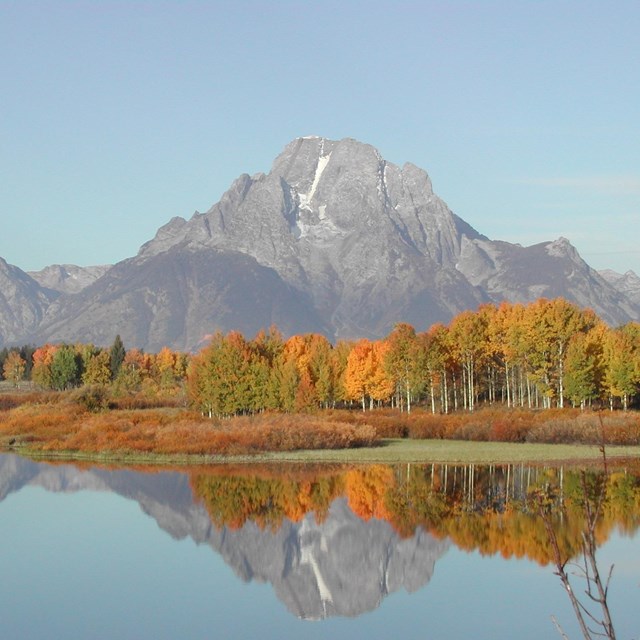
[599,269,640,308]
[26,248,329,352]
[27,264,110,295]
[0,257,58,346]
[1,136,639,350]
[0,454,449,619]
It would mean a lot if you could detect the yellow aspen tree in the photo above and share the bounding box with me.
[344,339,374,410]
[3,351,26,387]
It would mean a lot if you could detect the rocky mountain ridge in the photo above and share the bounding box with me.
[27,264,110,295]
[599,269,640,307]
[1,136,638,350]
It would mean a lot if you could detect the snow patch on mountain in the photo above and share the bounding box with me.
[298,152,331,211]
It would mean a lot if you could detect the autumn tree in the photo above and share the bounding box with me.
[272,352,300,412]
[115,348,149,391]
[344,339,374,410]
[603,323,640,410]
[306,334,336,409]
[153,347,181,389]
[82,348,112,386]
[448,310,489,411]
[369,341,395,405]
[419,324,448,414]
[50,344,81,390]
[2,351,26,387]
[384,323,421,413]
[564,325,606,409]
[187,331,253,417]
[252,327,285,410]
[331,340,352,405]
[31,344,59,389]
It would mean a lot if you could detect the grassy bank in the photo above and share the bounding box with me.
[1,390,639,466]
[10,438,640,466]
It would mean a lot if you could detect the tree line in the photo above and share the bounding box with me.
[1,298,639,416]
[0,335,188,396]
[188,298,640,416]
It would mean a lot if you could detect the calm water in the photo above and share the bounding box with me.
[0,453,638,640]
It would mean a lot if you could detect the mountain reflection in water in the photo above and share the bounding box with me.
[1,454,639,622]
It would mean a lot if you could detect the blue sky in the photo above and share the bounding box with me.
[2,1,639,275]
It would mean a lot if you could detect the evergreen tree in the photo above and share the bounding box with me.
[0,348,8,381]
[19,345,36,378]
[109,335,126,380]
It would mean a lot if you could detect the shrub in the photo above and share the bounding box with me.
[70,385,110,413]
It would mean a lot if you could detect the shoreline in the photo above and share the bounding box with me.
[4,438,640,467]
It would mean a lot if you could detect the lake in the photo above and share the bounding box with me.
[0,453,638,640]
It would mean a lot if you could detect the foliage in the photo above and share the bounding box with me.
[109,335,126,380]
[187,462,640,573]
[50,345,82,390]
[71,385,110,412]
[2,351,26,387]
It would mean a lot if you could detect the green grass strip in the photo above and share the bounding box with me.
[7,438,640,466]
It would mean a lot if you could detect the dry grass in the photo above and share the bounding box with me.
[0,398,379,456]
[1,390,639,462]
[326,407,640,446]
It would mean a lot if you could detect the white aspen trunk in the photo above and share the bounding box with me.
[558,347,565,409]
[443,369,449,414]
[453,371,458,411]
[467,358,474,412]
[430,376,436,414]
[461,366,467,410]
[505,362,511,408]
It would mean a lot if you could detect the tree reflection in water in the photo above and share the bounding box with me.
[190,461,640,566]
[190,461,639,627]
[533,449,625,640]
[0,453,638,627]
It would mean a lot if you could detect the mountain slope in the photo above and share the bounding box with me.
[456,236,638,325]
[33,247,329,352]
[599,269,640,308]
[0,258,58,346]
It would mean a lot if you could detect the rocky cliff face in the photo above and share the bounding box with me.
[137,137,489,341]
[0,454,449,619]
[1,136,639,350]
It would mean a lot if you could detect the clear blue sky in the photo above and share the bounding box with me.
[2,1,639,275]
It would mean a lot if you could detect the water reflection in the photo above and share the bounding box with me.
[1,454,638,622]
